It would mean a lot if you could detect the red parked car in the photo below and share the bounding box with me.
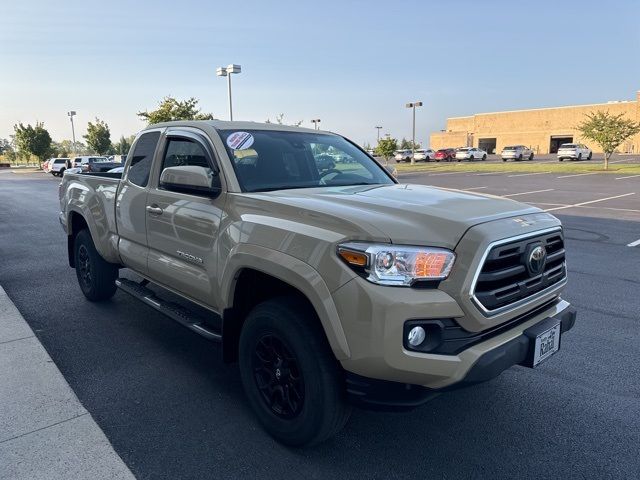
[434,148,456,162]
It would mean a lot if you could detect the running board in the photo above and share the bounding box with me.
[115,278,222,342]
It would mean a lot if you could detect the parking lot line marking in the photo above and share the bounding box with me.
[507,172,552,177]
[557,172,599,179]
[475,172,510,176]
[614,174,640,180]
[528,202,568,206]
[627,238,640,247]
[502,189,554,197]
[544,192,636,212]
[430,171,472,176]
[462,186,488,190]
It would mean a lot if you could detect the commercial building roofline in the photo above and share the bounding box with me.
[448,99,636,120]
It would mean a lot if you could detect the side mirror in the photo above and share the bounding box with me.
[159,166,221,198]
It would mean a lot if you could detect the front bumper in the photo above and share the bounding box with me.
[345,305,576,410]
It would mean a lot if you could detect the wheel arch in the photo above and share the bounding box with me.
[220,246,351,363]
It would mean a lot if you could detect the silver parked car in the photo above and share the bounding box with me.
[393,149,413,162]
[501,145,534,162]
[557,143,592,161]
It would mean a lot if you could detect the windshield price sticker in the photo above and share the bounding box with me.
[227,131,254,150]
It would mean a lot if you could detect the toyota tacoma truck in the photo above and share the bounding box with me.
[59,120,576,446]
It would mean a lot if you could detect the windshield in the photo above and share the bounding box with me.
[219,129,395,192]
[560,144,577,148]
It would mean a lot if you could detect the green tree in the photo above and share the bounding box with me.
[84,118,112,155]
[138,96,214,124]
[113,135,135,155]
[265,113,302,126]
[577,111,640,170]
[375,137,398,161]
[13,122,52,167]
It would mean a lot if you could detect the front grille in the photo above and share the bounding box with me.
[473,230,566,312]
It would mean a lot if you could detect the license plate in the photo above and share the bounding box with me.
[533,323,561,367]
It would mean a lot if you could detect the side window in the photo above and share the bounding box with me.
[127,131,160,187]
[160,137,211,174]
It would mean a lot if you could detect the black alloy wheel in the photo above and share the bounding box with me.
[252,333,305,419]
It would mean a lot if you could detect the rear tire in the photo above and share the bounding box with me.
[529,154,534,161]
[587,153,592,160]
[74,229,118,301]
[559,158,564,162]
[577,154,582,161]
[239,297,351,447]
[482,154,487,161]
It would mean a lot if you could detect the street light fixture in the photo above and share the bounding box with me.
[405,101,423,164]
[67,111,76,154]
[375,126,382,142]
[311,119,321,130]
[216,64,242,121]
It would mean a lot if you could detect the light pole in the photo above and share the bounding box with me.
[311,119,321,130]
[375,126,382,142]
[216,64,241,121]
[405,102,423,164]
[67,111,76,154]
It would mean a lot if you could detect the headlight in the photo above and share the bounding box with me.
[337,242,455,286]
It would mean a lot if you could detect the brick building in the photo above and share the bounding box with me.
[430,91,640,154]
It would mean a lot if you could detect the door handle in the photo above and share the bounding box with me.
[146,205,163,215]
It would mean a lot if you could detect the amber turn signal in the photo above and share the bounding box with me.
[338,248,368,267]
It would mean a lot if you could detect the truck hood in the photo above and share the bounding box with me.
[253,184,541,249]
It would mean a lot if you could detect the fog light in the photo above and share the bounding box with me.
[407,326,426,347]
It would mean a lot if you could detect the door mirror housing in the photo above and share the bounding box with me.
[159,166,221,198]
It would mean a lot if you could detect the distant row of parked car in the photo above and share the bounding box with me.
[389,143,593,163]
[393,147,489,163]
[43,155,127,176]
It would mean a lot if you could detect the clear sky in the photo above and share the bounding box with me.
[1,0,639,147]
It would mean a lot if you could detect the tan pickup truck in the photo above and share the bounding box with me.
[59,120,576,446]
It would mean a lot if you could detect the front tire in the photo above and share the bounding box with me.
[482,154,487,160]
[587,152,592,160]
[529,154,534,161]
[239,297,351,446]
[74,229,118,301]
[577,154,582,161]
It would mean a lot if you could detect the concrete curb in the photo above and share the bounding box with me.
[0,285,136,480]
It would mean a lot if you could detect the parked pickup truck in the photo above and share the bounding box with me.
[59,121,576,446]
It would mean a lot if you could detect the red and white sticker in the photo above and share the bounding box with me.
[226,131,254,150]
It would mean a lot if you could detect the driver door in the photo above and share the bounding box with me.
[145,129,225,307]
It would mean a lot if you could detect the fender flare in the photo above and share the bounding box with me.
[221,244,351,360]
[66,206,121,264]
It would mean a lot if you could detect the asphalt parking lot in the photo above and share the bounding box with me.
[1,170,639,480]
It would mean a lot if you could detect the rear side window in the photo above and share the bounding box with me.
[128,132,160,187]
[160,138,211,172]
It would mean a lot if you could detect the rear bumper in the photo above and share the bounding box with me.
[345,305,577,411]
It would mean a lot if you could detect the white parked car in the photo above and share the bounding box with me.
[393,150,412,162]
[45,158,71,176]
[412,149,435,162]
[501,145,534,161]
[455,147,487,161]
[557,144,592,161]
